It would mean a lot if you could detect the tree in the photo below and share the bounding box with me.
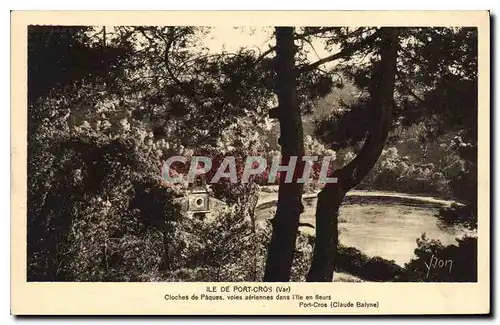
[306,27,477,281]
[306,28,399,281]
[120,26,334,282]
[257,27,398,282]
[263,27,306,281]
[261,26,477,282]
[28,25,477,283]
[27,26,128,103]
[398,28,478,216]
[27,26,187,280]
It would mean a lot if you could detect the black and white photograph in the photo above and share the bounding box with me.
[11,10,490,316]
[26,24,480,283]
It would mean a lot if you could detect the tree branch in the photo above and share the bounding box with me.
[328,28,399,192]
[254,46,276,64]
[299,222,315,229]
[396,72,426,103]
[296,27,342,39]
[297,27,375,41]
[306,27,400,283]
[299,29,382,73]
[254,28,375,66]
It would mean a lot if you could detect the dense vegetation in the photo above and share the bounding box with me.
[27,26,478,282]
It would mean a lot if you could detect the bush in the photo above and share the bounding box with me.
[336,245,405,281]
[174,206,258,282]
[27,83,185,281]
[437,204,477,230]
[358,147,451,196]
[27,133,183,281]
[163,207,316,282]
[290,231,315,281]
[401,234,477,282]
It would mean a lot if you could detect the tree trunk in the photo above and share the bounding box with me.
[263,27,305,282]
[306,27,399,282]
[246,183,259,280]
[306,186,345,281]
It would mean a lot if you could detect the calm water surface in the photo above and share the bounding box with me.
[256,195,468,266]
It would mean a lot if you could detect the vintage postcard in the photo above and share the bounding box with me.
[11,11,490,315]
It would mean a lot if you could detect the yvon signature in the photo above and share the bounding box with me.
[425,254,453,279]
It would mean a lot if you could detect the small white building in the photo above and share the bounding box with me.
[175,177,226,221]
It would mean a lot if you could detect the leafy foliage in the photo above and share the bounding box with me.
[27,77,185,281]
[336,245,405,282]
[28,26,130,103]
[172,207,257,282]
[27,25,479,282]
[158,207,314,282]
[312,27,477,203]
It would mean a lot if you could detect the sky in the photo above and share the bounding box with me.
[96,25,341,71]
[203,27,274,53]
